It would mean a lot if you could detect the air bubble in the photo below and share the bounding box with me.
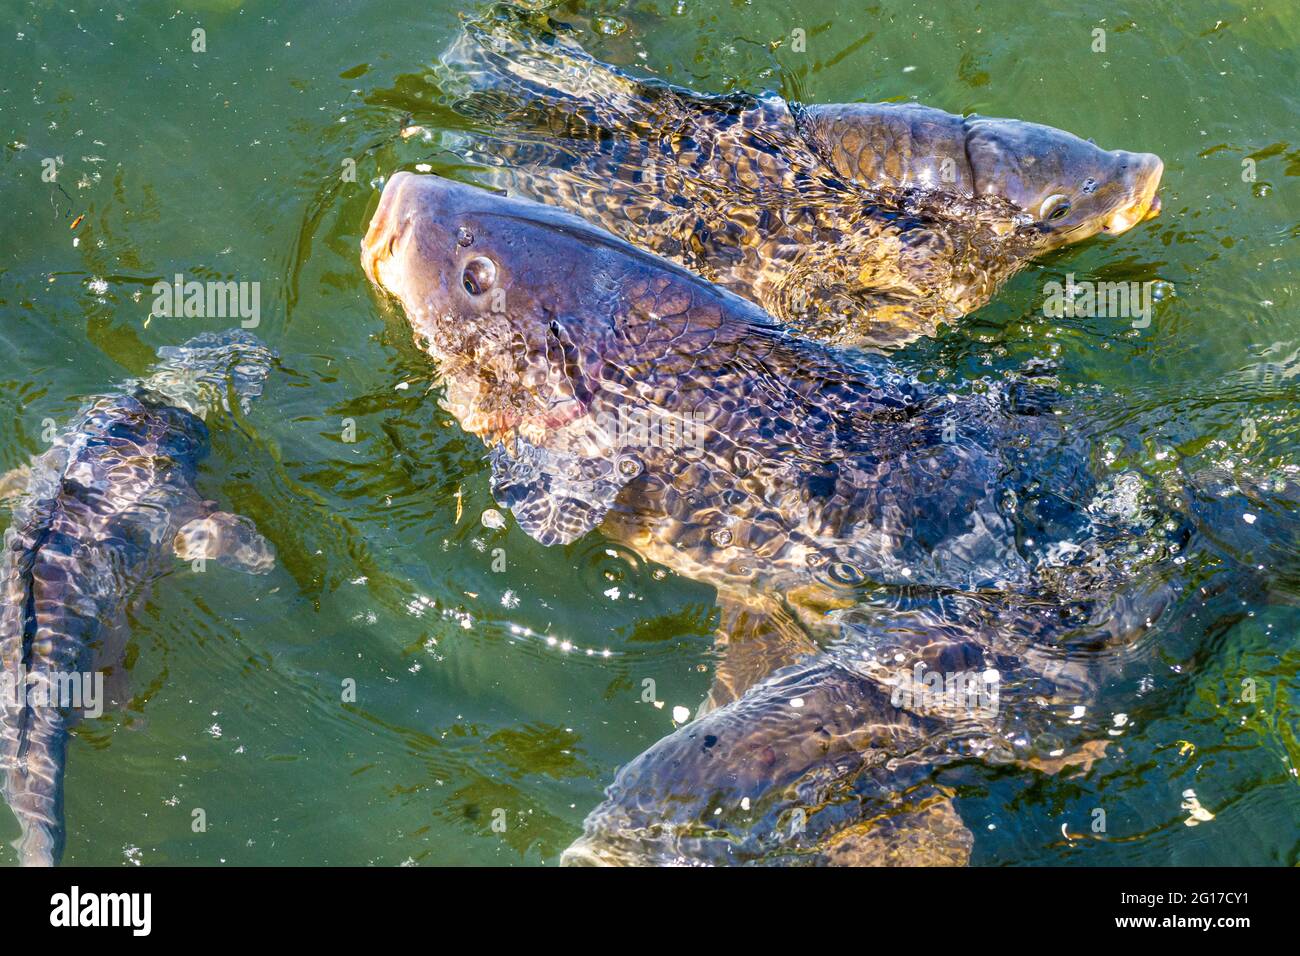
[828,562,866,586]
[593,15,627,36]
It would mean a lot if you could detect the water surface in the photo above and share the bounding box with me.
[1,0,1297,865]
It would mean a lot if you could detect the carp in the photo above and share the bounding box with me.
[424,6,1163,348]
[0,331,277,865]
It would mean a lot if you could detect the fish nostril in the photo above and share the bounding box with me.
[385,234,398,258]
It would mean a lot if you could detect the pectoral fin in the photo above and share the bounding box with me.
[698,595,821,717]
[0,464,32,503]
[1016,739,1109,776]
[174,512,275,574]
[488,438,629,546]
[823,787,973,867]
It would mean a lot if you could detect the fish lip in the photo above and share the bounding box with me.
[1103,152,1164,235]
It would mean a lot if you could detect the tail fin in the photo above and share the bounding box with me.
[135,329,277,419]
[1,702,68,866]
[442,4,643,111]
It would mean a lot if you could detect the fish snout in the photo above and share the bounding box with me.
[1104,151,1164,234]
[361,170,419,288]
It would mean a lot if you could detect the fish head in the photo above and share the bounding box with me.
[362,171,761,451]
[140,329,277,419]
[963,118,1163,248]
[363,171,631,448]
[557,657,953,867]
[363,172,825,544]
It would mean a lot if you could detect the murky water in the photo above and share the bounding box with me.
[1,0,1297,865]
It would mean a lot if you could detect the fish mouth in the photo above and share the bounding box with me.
[361,170,418,289]
[1102,153,1164,235]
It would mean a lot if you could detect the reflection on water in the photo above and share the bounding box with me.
[0,0,1297,865]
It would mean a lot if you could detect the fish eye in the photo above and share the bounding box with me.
[1039,194,1072,221]
[462,256,497,296]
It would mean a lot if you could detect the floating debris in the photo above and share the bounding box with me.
[1181,789,1216,826]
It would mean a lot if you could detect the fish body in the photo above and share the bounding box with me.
[428,7,1163,348]
[0,330,276,865]
[364,172,1133,599]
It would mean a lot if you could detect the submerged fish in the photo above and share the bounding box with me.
[560,645,978,866]
[427,6,1164,348]
[0,331,277,865]
[566,460,1300,865]
[362,173,1221,862]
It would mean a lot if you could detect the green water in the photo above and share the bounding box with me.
[1,0,1297,865]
